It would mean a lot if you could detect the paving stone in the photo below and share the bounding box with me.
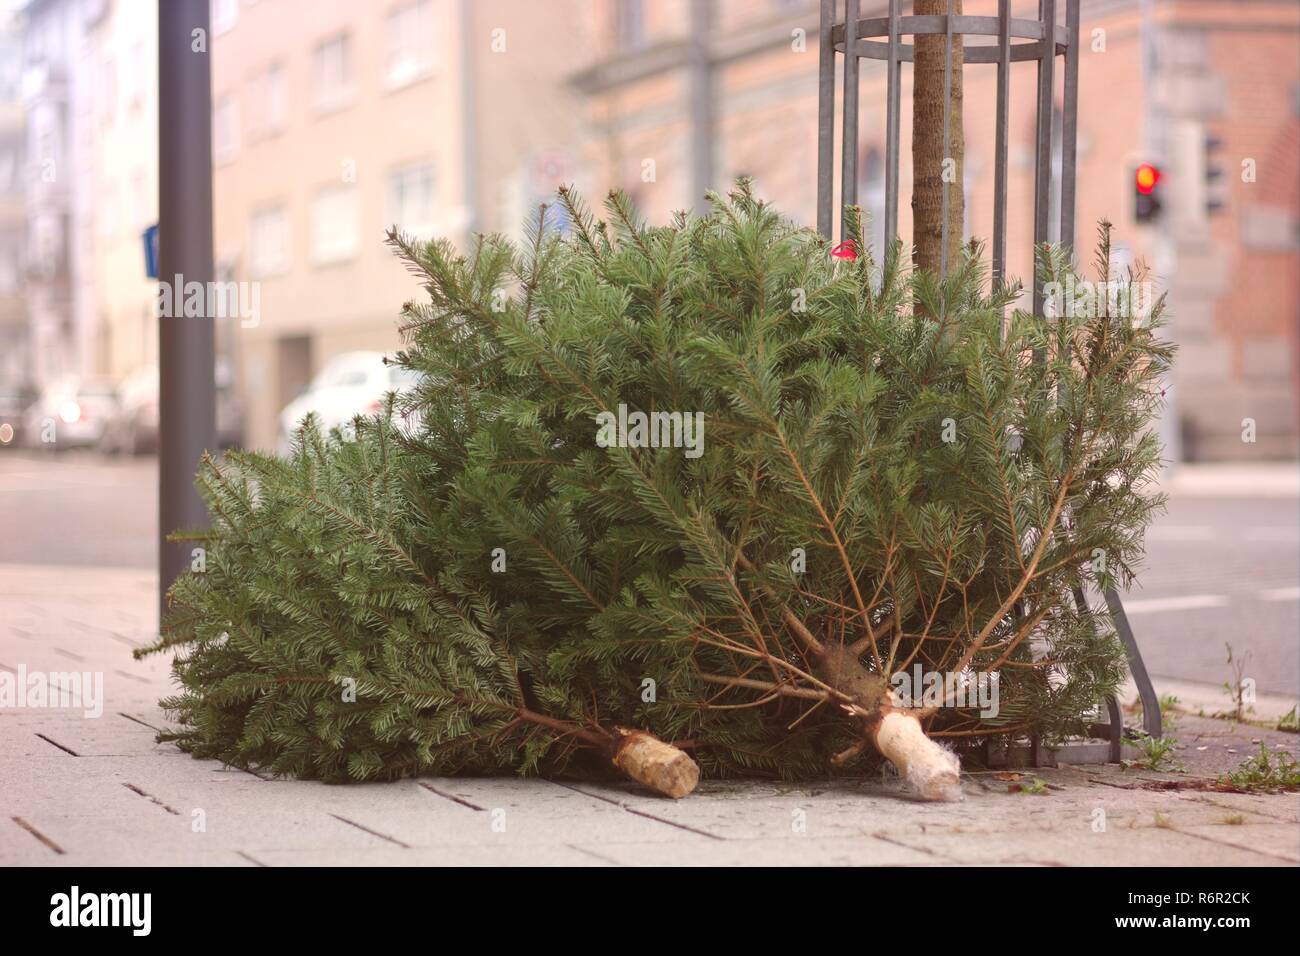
[569,834,936,866]
[1175,823,1300,863]
[251,844,605,867]
[881,823,1292,866]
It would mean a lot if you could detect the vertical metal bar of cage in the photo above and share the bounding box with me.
[1060,0,1081,253]
[884,0,901,252]
[688,0,714,217]
[817,0,836,238]
[1032,0,1057,319]
[1106,590,1162,739]
[940,0,954,278]
[992,0,1011,294]
[840,0,860,239]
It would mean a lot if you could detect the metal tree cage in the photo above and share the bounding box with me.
[815,0,1161,765]
[818,0,1078,304]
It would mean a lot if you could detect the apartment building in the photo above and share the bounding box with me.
[0,10,25,385]
[18,0,98,387]
[211,0,591,450]
[573,0,1300,461]
[85,0,157,382]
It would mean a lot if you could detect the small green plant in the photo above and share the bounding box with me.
[1277,705,1298,734]
[1219,743,1300,793]
[1158,693,1181,728]
[1013,777,1049,795]
[1222,643,1254,722]
[1130,734,1184,772]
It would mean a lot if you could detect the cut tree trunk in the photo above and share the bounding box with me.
[817,643,963,801]
[517,706,700,799]
[611,728,701,799]
[912,0,964,275]
[870,697,963,801]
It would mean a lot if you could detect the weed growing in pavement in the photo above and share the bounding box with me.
[1128,734,1185,773]
[1218,743,1300,793]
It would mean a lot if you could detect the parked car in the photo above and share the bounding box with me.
[0,383,37,448]
[100,366,159,455]
[22,377,120,450]
[99,359,245,455]
[215,356,245,450]
[277,351,421,453]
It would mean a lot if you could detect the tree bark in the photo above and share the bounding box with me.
[911,0,964,275]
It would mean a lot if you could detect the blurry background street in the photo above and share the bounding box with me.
[0,0,1297,459]
[1,449,1295,698]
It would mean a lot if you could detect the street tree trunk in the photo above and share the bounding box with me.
[912,0,964,275]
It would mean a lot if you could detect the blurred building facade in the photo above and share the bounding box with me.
[573,0,1300,460]
[18,0,99,388]
[2,0,1292,461]
[6,0,158,393]
[210,0,590,450]
[0,9,25,385]
[86,0,157,382]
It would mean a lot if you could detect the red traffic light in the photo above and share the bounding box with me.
[1135,163,1161,195]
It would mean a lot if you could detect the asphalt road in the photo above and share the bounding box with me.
[0,449,1296,695]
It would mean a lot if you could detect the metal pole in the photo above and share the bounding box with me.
[840,0,859,239]
[817,0,836,238]
[1031,0,1056,319]
[158,0,216,621]
[1060,0,1080,253]
[884,0,901,253]
[992,0,1011,292]
[688,0,715,216]
[460,0,480,236]
[939,0,954,279]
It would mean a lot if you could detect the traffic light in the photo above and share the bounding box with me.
[1134,162,1162,224]
[1204,133,1225,216]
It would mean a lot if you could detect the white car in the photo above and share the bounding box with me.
[22,377,120,450]
[277,351,422,453]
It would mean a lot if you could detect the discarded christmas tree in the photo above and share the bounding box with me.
[139,417,699,795]
[141,182,1171,801]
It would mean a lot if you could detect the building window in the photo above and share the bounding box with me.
[211,0,239,36]
[311,185,358,265]
[313,33,353,111]
[250,206,290,278]
[213,95,239,164]
[385,0,436,90]
[249,62,287,138]
[388,162,436,237]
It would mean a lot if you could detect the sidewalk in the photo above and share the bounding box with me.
[1157,462,1299,499]
[3,562,1297,866]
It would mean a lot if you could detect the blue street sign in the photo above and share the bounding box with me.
[143,223,159,279]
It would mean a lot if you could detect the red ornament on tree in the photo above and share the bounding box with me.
[831,240,858,262]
